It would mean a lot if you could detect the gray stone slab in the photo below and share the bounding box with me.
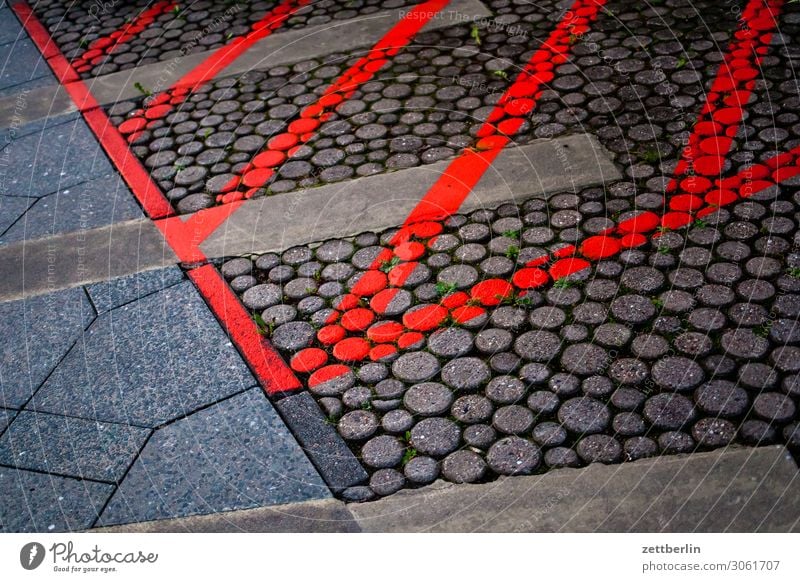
[349,446,800,532]
[0,286,94,408]
[0,116,112,198]
[0,218,176,302]
[275,391,368,492]
[0,173,143,243]
[0,194,32,235]
[0,407,16,436]
[31,280,255,427]
[0,109,79,146]
[0,410,149,482]
[201,134,621,258]
[97,498,359,533]
[0,0,491,126]
[0,85,77,132]
[97,388,330,527]
[86,265,184,314]
[0,8,23,46]
[0,466,113,532]
[0,38,53,93]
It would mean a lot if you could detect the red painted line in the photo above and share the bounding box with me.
[286,0,608,374]
[525,0,787,282]
[155,201,245,263]
[118,0,312,140]
[352,0,607,295]
[13,1,175,219]
[70,1,176,75]
[216,0,453,202]
[189,265,302,396]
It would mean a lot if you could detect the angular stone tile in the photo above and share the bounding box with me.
[0,38,53,92]
[0,117,113,198]
[0,110,79,145]
[0,411,150,482]
[97,388,330,526]
[0,407,16,435]
[0,8,23,48]
[0,467,113,532]
[31,281,255,427]
[86,266,184,314]
[0,173,143,243]
[0,195,32,235]
[0,286,94,408]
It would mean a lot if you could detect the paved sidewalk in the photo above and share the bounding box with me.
[1,0,799,532]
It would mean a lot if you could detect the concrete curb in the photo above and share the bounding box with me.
[95,446,800,533]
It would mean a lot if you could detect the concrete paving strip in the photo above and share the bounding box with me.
[200,133,621,258]
[0,219,176,303]
[94,446,800,533]
[0,0,490,128]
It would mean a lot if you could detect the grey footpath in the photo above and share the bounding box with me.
[0,0,491,127]
[0,270,331,532]
[0,133,620,302]
[99,446,800,533]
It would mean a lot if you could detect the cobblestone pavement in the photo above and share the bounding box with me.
[34,0,425,79]
[1,0,799,529]
[218,0,800,500]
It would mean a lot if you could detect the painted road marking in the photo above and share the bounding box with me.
[11,0,455,394]
[280,0,795,384]
[69,1,177,77]
[154,0,455,262]
[216,0,453,200]
[118,0,313,141]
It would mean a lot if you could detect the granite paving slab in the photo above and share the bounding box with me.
[0,7,23,46]
[97,387,330,527]
[30,280,255,427]
[86,265,185,314]
[0,407,16,436]
[0,466,114,532]
[0,410,150,482]
[0,172,143,244]
[0,116,115,198]
[0,286,95,408]
[0,37,53,93]
[0,195,33,235]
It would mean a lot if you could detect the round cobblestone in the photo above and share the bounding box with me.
[404,455,439,485]
[577,435,623,464]
[370,468,405,496]
[644,393,696,430]
[410,418,461,457]
[338,410,379,441]
[441,450,487,483]
[392,351,441,383]
[441,357,490,390]
[361,435,405,469]
[557,397,610,435]
[493,405,534,435]
[403,382,454,417]
[487,437,541,475]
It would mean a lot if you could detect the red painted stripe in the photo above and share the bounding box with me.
[70,1,176,75]
[189,265,302,395]
[218,0,453,199]
[122,0,311,134]
[533,0,786,281]
[286,0,608,381]
[350,0,607,297]
[13,1,175,219]
[155,201,245,263]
